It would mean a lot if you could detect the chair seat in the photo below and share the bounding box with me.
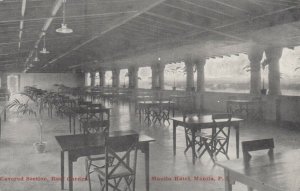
[95,164,134,179]
[87,155,105,161]
[187,131,207,137]
[200,134,226,140]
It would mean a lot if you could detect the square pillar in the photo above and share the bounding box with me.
[265,47,283,95]
[112,69,120,88]
[195,58,206,93]
[158,64,165,90]
[99,70,105,87]
[151,65,159,89]
[248,45,264,95]
[128,66,138,89]
[185,57,194,91]
[90,71,96,87]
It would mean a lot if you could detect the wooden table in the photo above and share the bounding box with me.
[216,149,300,191]
[226,99,263,120]
[55,130,155,191]
[138,100,175,118]
[70,107,111,134]
[171,115,243,164]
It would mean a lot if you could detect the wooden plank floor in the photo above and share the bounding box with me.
[0,102,299,191]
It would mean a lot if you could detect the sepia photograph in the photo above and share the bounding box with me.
[0,0,300,190]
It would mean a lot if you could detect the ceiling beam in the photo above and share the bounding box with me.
[184,4,299,39]
[0,10,138,24]
[178,0,234,18]
[0,35,81,46]
[210,0,251,14]
[48,0,168,65]
[129,20,182,35]
[162,2,220,21]
[138,14,192,31]
[145,11,245,41]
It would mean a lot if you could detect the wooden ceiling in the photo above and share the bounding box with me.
[0,0,300,72]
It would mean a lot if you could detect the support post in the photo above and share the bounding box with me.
[195,58,206,92]
[99,69,105,87]
[248,45,264,95]
[265,47,283,95]
[90,72,95,87]
[185,57,194,91]
[112,69,120,88]
[158,64,165,90]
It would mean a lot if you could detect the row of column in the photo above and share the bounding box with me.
[87,57,207,92]
[88,45,282,95]
[249,45,283,95]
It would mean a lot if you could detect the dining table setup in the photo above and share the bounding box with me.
[171,114,244,164]
[137,100,175,124]
[56,130,155,191]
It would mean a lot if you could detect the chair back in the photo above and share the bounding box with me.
[211,113,232,140]
[82,119,109,134]
[82,108,110,134]
[104,133,139,179]
[242,138,274,161]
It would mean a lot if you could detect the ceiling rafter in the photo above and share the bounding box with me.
[0,10,137,25]
[0,35,82,46]
[115,27,159,40]
[162,2,220,21]
[145,11,245,41]
[129,19,183,35]
[178,0,235,18]
[184,4,299,39]
[210,0,251,14]
[138,14,192,32]
[119,24,175,39]
[253,0,291,7]
[48,0,168,65]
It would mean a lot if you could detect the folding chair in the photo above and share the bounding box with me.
[94,133,139,191]
[182,109,203,155]
[82,108,110,191]
[242,138,274,161]
[242,138,274,191]
[198,113,232,162]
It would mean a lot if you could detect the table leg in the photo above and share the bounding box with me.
[224,169,232,191]
[235,125,240,158]
[61,151,64,190]
[144,143,150,191]
[68,155,73,191]
[191,128,196,164]
[173,122,176,156]
[172,104,175,117]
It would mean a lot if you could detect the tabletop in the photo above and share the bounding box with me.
[171,115,243,124]
[216,149,300,191]
[138,100,175,104]
[56,130,155,151]
[226,99,262,104]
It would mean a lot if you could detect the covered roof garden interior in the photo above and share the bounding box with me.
[1,0,300,191]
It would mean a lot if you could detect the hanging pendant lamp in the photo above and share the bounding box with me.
[56,0,73,34]
[40,32,50,54]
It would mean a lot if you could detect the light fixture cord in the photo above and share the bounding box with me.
[43,35,46,48]
[62,0,66,24]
